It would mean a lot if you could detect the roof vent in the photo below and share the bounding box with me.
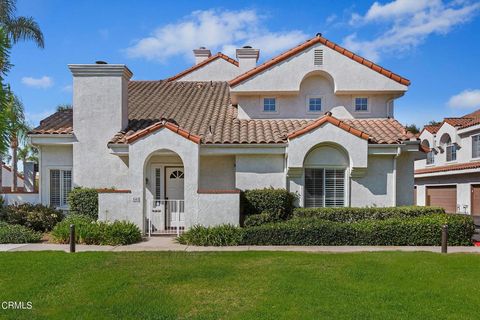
[242,45,252,48]
[95,60,108,64]
[316,32,322,37]
[199,46,206,49]
[314,49,323,66]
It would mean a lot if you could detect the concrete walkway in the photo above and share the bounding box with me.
[1,237,480,253]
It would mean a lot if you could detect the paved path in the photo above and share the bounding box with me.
[1,237,480,253]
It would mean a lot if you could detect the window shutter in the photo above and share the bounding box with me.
[62,170,72,206]
[314,49,323,66]
[50,170,61,207]
[305,168,345,208]
[155,168,161,199]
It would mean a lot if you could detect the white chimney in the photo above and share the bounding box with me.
[193,47,211,64]
[236,46,260,73]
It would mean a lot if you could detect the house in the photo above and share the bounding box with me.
[1,162,25,192]
[415,110,480,215]
[29,34,423,235]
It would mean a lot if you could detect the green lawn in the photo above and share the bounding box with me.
[0,251,479,319]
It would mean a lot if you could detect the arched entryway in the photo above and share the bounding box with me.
[144,149,185,235]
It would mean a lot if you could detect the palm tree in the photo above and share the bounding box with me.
[17,143,37,169]
[0,0,44,48]
[4,90,27,191]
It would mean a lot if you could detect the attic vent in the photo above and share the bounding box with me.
[314,49,323,66]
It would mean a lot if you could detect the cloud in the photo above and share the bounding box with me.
[447,89,480,109]
[62,85,72,92]
[344,0,480,61]
[21,76,53,89]
[125,9,308,63]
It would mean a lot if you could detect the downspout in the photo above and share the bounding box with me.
[392,147,401,206]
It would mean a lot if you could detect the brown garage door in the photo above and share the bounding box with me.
[471,185,480,216]
[426,186,457,213]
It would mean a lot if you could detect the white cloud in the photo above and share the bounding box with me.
[447,89,480,109]
[62,85,72,92]
[344,0,480,61]
[125,9,308,63]
[21,76,53,89]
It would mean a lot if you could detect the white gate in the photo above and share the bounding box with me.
[148,199,185,236]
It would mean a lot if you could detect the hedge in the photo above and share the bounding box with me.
[178,214,474,246]
[51,215,142,246]
[293,206,445,223]
[67,187,99,219]
[242,188,297,219]
[0,222,42,244]
[0,203,64,232]
[242,214,474,246]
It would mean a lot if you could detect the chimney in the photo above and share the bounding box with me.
[236,46,260,73]
[193,47,211,64]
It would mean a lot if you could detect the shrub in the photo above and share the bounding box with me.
[0,221,42,243]
[0,203,64,232]
[293,206,445,223]
[67,187,98,219]
[241,214,474,246]
[51,215,142,246]
[244,211,283,227]
[242,188,297,219]
[177,224,244,246]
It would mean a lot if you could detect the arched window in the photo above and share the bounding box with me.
[169,170,184,179]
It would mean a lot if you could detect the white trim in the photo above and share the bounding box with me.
[29,134,75,145]
[353,96,370,113]
[262,97,278,114]
[305,95,324,114]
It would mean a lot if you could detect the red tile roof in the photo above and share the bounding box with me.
[422,125,441,134]
[415,161,480,175]
[229,35,410,87]
[420,108,480,134]
[30,109,73,134]
[288,113,370,140]
[167,53,238,82]
[125,121,201,144]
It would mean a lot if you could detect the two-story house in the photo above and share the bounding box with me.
[415,110,480,215]
[29,34,423,235]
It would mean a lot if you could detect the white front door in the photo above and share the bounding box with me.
[165,167,185,228]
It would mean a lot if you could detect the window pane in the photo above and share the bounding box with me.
[62,170,72,206]
[446,145,457,162]
[473,135,480,158]
[155,168,161,199]
[305,168,324,207]
[305,168,345,208]
[325,169,345,207]
[426,151,435,165]
[355,97,368,111]
[263,98,276,112]
[50,170,60,207]
[309,98,322,112]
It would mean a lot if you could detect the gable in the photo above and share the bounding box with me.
[230,36,409,94]
[168,53,239,82]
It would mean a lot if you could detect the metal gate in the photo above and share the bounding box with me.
[147,199,185,236]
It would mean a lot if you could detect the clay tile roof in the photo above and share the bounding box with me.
[415,161,480,175]
[167,53,238,82]
[32,80,412,146]
[423,124,441,134]
[29,109,73,134]
[420,108,480,133]
[229,35,410,87]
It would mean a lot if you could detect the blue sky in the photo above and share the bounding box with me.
[8,0,480,128]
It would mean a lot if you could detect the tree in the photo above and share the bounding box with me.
[17,142,37,169]
[428,120,442,126]
[0,0,44,48]
[405,124,420,134]
[56,103,72,112]
[4,90,27,191]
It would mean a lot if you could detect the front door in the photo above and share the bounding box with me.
[165,167,185,228]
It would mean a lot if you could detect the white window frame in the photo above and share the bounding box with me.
[303,166,347,208]
[472,134,480,159]
[262,97,278,114]
[446,142,457,162]
[426,151,435,165]
[353,97,369,113]
[306,95,324,113]
[47,167,72,209]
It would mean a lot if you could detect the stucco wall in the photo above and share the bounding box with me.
[235,154,285,190]
[177,58,240,81]
[237,75,394,120]
[1,193,39,205]
[396,152,416,206]
[351,155,394,207]
[199,155,236,190]
[39,145,73,206]
[98,192,131,221]
[197,192,240,226]
[1,166,24,188]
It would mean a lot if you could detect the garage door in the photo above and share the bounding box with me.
[426,186,457,213]
[471,185,480,216]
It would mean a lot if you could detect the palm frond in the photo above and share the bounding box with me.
[0,0,16,24]
[5,16,44,48]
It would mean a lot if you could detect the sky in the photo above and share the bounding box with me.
[8,0,480,128]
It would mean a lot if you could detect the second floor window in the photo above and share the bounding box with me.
[473,135,480,158]
[446,143,457,162]
[308,97,322,112]
[263,98,276,112]
[355,97,368,111]
[426,151,435,165]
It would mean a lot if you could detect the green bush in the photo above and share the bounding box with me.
[51,215,142,246]
[0,221,42,243]
[242,188,297,219]
[241,214,474,246]
[67,187,99,219]
[177,224,244,246]
[244,211,283,227]
[293,206,445,223]
[0,203,64,232]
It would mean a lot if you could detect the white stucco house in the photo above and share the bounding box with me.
[415,110,480,215]
[29,34,424,235]
[1,162,25,192]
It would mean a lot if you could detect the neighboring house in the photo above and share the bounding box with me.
[1,162,25,192]
[29,34,423,235]
[415,110,480,215]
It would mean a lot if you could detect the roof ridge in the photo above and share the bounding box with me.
[229,34,410,87]
[166,53,238,82]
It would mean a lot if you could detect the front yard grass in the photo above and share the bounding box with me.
[0,251,479,319]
